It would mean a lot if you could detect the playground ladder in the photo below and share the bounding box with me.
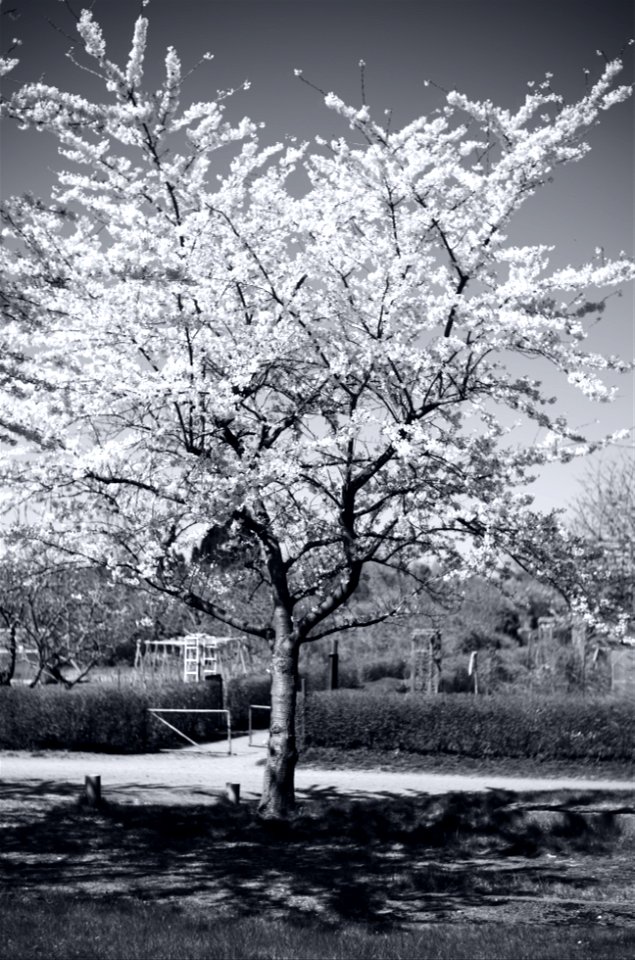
[183,637,200,683]
[200,643,220,678]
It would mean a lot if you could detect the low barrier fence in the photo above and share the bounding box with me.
[248,704,271,747]
[148,707,232,754]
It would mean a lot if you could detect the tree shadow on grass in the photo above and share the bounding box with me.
[1,780,80,799]
[1,783,633,928]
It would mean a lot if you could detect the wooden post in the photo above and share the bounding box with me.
[410,638,418,694]
[225,782,240,804]
[572,619,587,693]
[430,630,442,694]
[84,775,101,807]
[297,675,307,748]
[468,651,478,695]
[328,639,339,690]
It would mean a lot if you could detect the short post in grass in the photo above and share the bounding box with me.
[226,782,240,804]
[84,775,102,807]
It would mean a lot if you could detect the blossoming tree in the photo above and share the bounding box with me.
[570,456,635,631]
[1,10,633,815]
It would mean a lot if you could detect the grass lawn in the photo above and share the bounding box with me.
[299,746,635,781]
[3,899,635,960]
[1,784,634,959]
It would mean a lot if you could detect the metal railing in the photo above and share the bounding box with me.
[248,704,271,747]
[148,708,232,754]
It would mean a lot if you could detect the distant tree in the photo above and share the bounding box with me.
[571,456,635,629]
[0,552,121,686]
[0,10,633,815]
[0,536,246,685]
[0,589,18,686]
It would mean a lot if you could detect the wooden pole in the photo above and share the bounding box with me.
[84,775,101,807]
[225,782,240,804]
[328,639,339,690]
[468,651,478,695]
[298,675,307,747]
[410,638,417,694]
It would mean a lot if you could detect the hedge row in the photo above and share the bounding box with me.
[0,678,223,753]
[225,673,271,730]
[303,691,635,762]
[225,673,313,744]
[6,679,631,762]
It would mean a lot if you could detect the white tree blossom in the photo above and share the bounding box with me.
[1,10,633,815]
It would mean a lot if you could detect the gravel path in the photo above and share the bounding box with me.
[2,736,633,805]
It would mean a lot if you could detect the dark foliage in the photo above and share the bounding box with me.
[360,658,409,683]
[225,673,272,730]
[303,691,635,762]
[225,672,310,745]
[0,678,223,752]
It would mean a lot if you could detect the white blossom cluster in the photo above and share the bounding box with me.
[0,10,633,639]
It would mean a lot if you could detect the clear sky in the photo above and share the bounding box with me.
[1,0,633,516]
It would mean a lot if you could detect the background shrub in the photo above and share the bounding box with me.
[0,678,223,752]
[360,658,408,683]
[303,691,635,762]
[225,673,272,730]
[302,664,360,692]
[224,672,311,745]
[224,666,364,735]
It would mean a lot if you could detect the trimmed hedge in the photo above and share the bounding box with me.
[225,673,272,730]
[225,673,309,743]
[303,691,635,762]
[302,665,361,692]
[0,678,223,753]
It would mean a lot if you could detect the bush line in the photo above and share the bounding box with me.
[3,678,633,762]
[303,691,635,762]
[0,679,223,753]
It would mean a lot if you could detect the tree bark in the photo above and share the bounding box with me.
[258,605,299,819]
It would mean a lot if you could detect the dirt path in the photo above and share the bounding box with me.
[2,737,633,805]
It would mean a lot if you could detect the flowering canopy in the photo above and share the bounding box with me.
[1,11,633,644]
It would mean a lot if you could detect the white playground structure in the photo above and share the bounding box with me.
[133,633,248,683]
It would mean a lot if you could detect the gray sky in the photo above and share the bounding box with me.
[1,0,633,515]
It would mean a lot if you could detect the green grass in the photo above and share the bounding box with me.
[2,899,635,960]
[300,745,634,781]
[3,790,634,959]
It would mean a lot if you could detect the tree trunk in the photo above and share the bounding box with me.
[258,605,299,819]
